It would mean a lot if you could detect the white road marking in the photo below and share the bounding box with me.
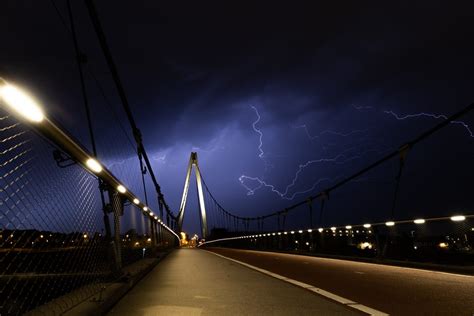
[205,250,389,316]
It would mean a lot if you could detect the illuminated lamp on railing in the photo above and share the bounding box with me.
[133,198,140,205]
[150,212,154,216]
[414,219,425,224]
[154,216,158,220]
[143,206,148,211]
[450,215,465,222]
[86,158,103,173]
[117,185,127,194]
[0,79,44,122]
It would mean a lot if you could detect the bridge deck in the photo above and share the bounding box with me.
[107,248,358,315]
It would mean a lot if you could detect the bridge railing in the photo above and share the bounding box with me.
[0,80,179,315]
[199,103,474,269]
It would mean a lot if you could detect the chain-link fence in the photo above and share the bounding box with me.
[0,104,178,315]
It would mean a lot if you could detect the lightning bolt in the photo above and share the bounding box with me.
[239,105,392,200]
[251,105,265,158]
[384,110,474,138]
[293,124,370,141]
[239,146,391,200]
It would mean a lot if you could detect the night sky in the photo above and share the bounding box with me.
[2,1,474,235]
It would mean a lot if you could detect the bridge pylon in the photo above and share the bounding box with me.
[177,152,208,239]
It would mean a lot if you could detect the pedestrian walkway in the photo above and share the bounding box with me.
[108,248,357,315]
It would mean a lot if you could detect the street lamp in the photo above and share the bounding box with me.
[0,79,44,122]
[450,215,465,222]
[117,185,127,194]
[86,158,103,173]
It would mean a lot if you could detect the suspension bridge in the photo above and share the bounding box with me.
[1,2,474,315]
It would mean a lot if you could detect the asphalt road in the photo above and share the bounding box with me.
[108,248,359,315]
[207,248,474,316]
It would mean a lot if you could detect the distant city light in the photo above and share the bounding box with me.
[363,224,371,228]
[438,242,448,248]
[318,228,324,233]
[330,227,336,232]
[358,242,373,250]
[414,219,425,224]
[0,81,44,122]
[117,185,126,193]
[298,230,303,233]
[385,221,395,227]
[345,225,352,229]
[290,231,295,234]
[307,229,312,233]
[450,215,465,222]
[86,158,102,173]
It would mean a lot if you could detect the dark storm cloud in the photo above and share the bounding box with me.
[2,1,474,234]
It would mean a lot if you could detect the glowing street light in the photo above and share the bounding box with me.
[86,158,102,173]
[363,224,371,228]
[345,225,352,230]
[133,198,140,205]
[0,80,44,122]
[450,215,465,222]
[149,212,154,216]
[318,228,324,233]
[143,206,148,211]
[414,219,425,224]
[117,185,127,194]
[330,227,337,232]
[385,221,395,227]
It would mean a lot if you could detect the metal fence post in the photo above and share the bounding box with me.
[108,190,123,272]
